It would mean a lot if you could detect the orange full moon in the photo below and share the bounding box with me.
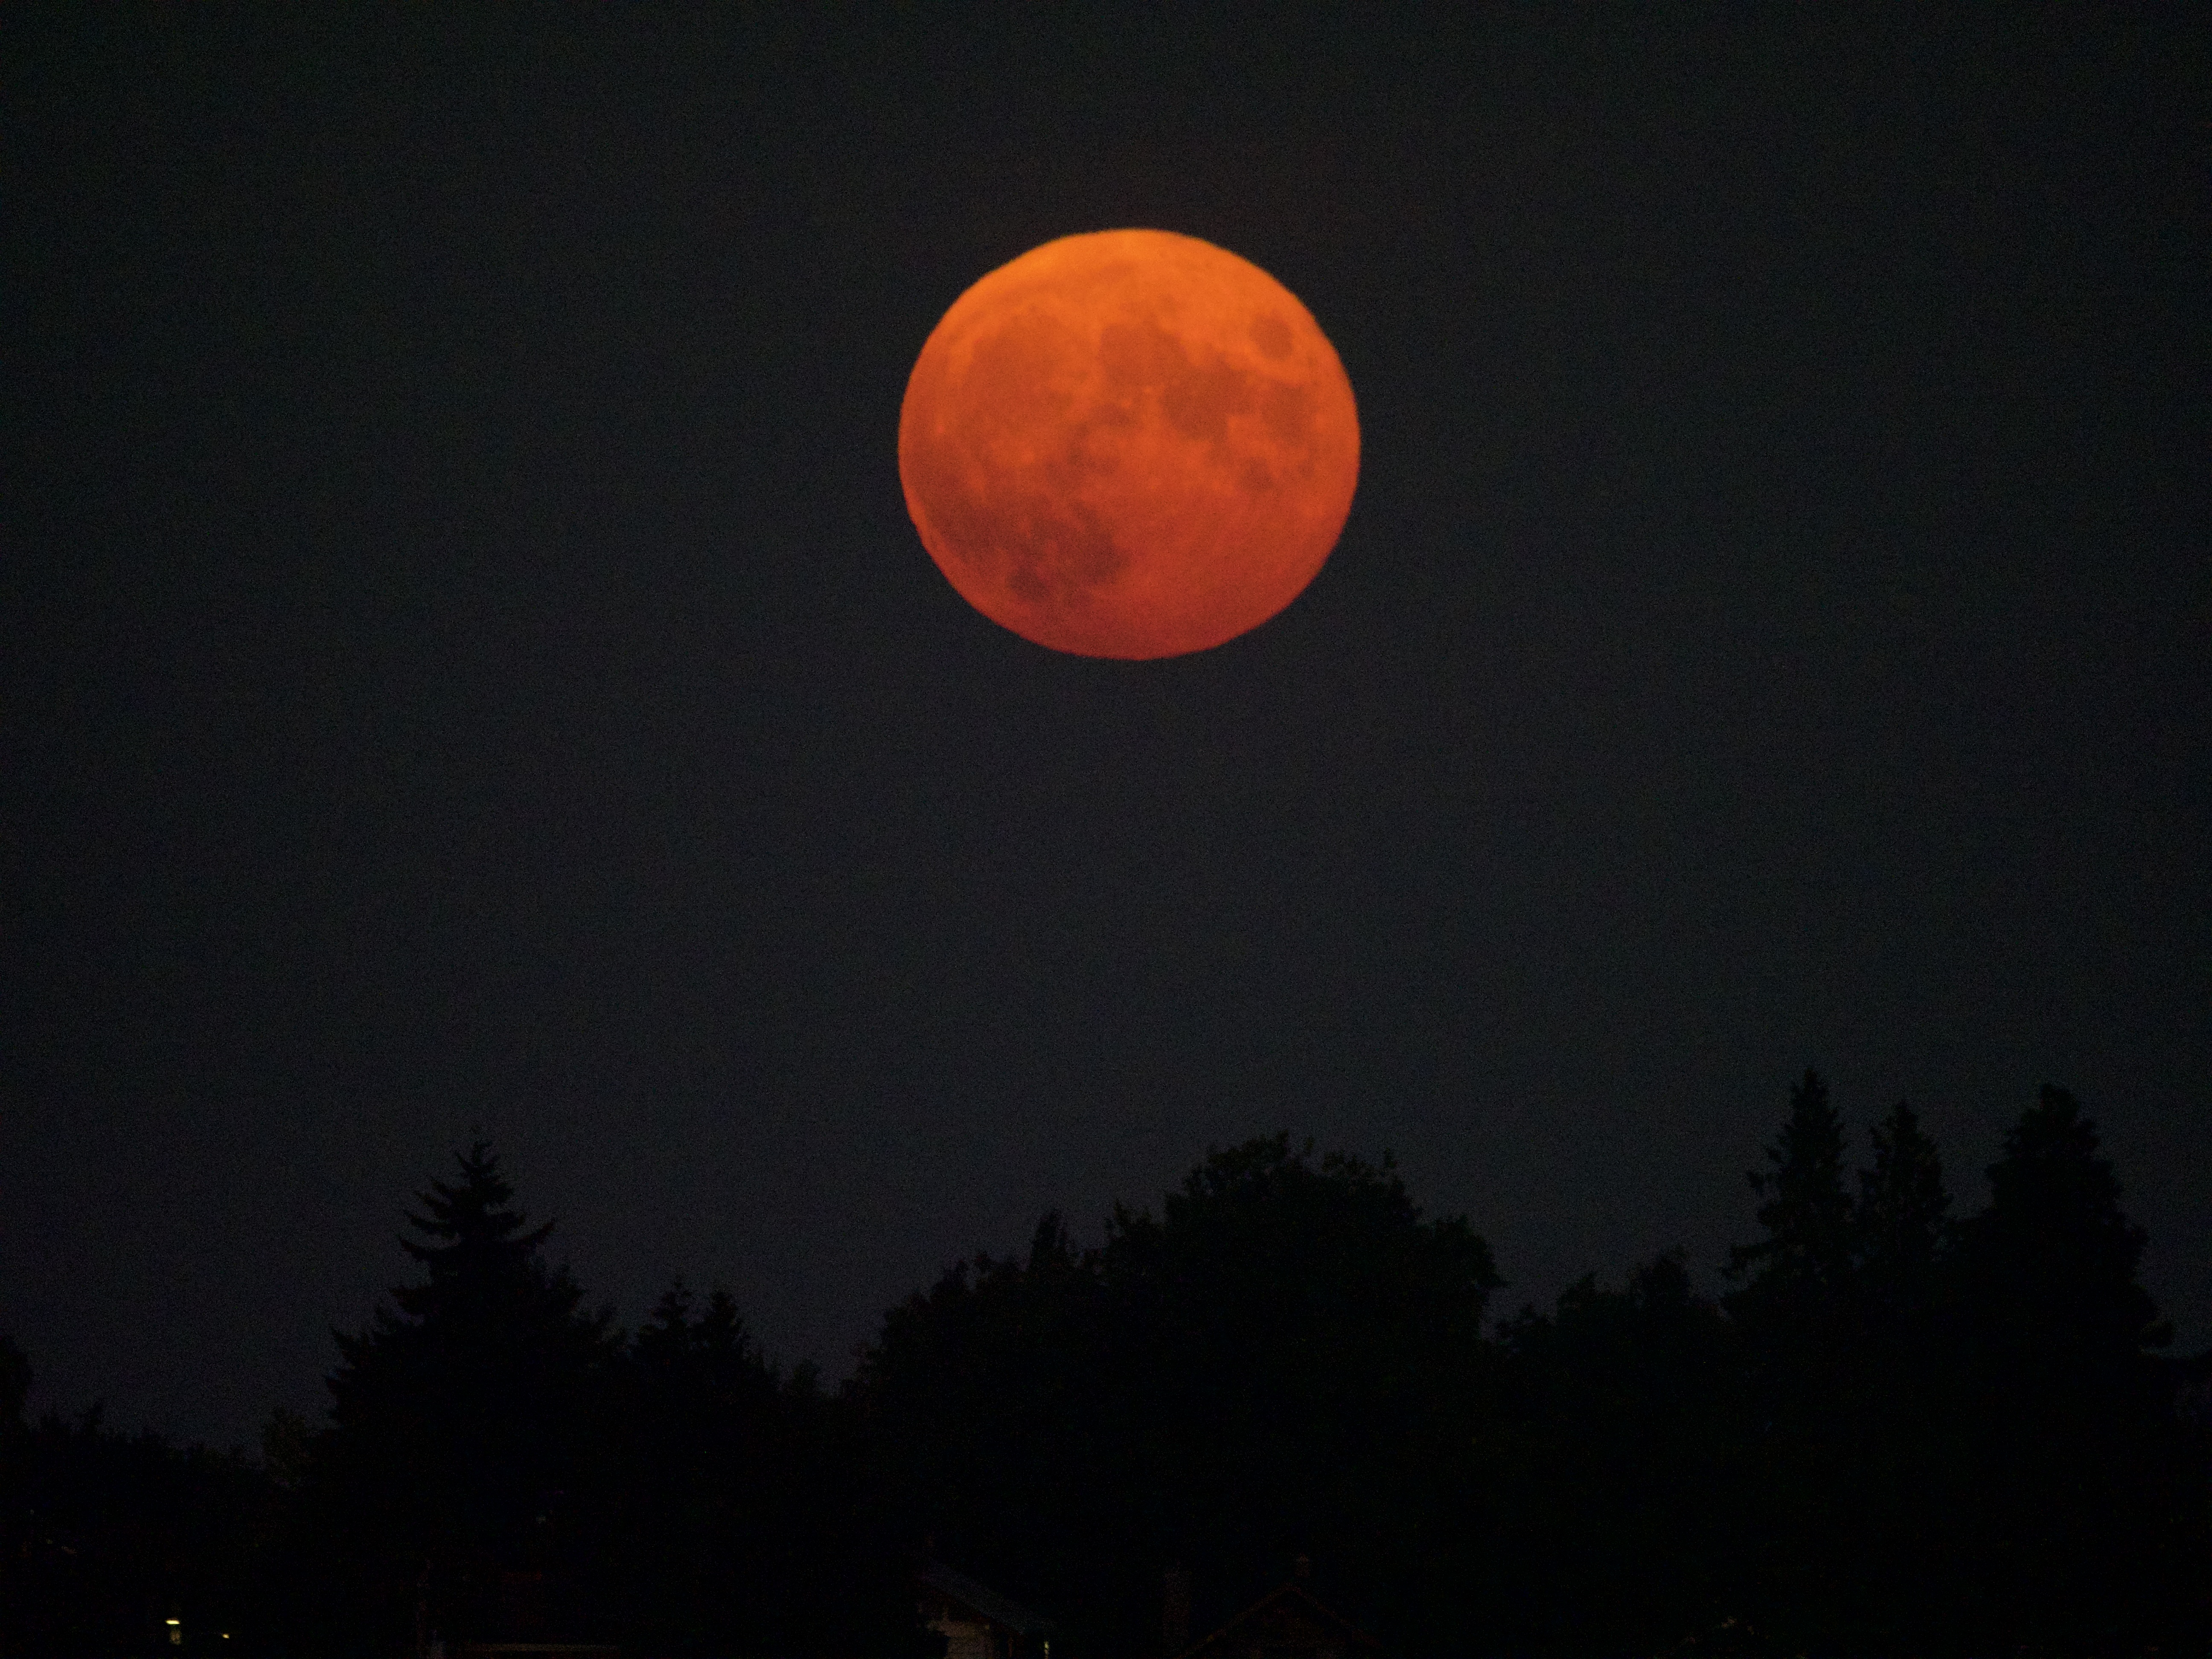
[898,229,1359,659]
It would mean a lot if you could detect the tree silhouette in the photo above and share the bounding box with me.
[1957,1085,2163,1359]
[602,1280,782,1653]
[857,1135,1502,1657]
[303,1142,620,1651]
[1726,1068,1854,1319]
[1839,1101,1956,1650]
[1101,1137,1501,1648]
[1717,1070,1863,1643]
[1479,1252,1740,1653]
[1944,1086,2200,1650]
[0,1336,267,1657]
[1854,1100,1949,1307]
[9,1094,2205,1659]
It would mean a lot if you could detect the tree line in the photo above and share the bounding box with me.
[3,1074,2205,1656]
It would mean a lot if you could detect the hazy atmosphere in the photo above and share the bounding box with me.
[5,2,2205,1464]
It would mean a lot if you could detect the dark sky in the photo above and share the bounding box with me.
[4,8,2206,1452]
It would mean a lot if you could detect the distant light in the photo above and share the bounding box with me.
[166,1621,181,1628]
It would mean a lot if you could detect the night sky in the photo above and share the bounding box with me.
[5,8,2206,1452]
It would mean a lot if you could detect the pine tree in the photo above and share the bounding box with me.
[1720,1069,1861,1648]
[311,1143,619,1650]
[1837,1102,1958,1647]
[1854,1099,1949,1309]
[608,1281,776,1654]
[1958,1084,2162,1361]
[378,1142,556,1327]
[1725,1068,1854,1319]
[1944,1086,2200,1651]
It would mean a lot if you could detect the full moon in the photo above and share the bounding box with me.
[898,229,1360,659]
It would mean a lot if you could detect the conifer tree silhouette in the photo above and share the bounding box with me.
[1720,1069,1862,1647]
[1841,1102,1956,1645]
[314,1142,618,1649]
[1944,1086,2196,1649]
[1726,1068,1854,1316]
[1854,1099,1949,1307]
